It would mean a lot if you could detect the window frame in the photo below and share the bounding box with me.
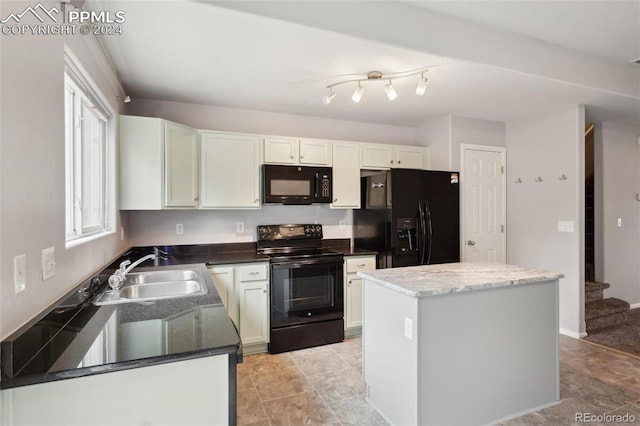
[64,49,115,246]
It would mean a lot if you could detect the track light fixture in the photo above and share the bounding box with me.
[322,67,430,105]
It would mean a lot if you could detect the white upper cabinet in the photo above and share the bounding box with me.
[362,143,429,170]
[299,139,332,165]
[331,141,361,209]
[362,144,394,168]
[120,115,198,210]
[164,122,199,207]
[263,136,298,164]
[200,131,261,209]
[263,137,331,166]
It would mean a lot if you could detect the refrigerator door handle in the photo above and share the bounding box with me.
[425,200,433,264]
[418,201,427,264]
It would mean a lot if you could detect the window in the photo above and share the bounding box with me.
[64,51,113,243]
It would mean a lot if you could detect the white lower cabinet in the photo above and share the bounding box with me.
[0,356,229,426]
[344,255,376,335]
[209,262,269,351]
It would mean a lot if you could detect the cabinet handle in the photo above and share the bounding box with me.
[249,271,259,275]
[194,197,199,201]
[390,160,394,164]
[333,198,338,202]
[300,155,304,159]
[263,289,267,293]
[254,198,259,203]
[398,160,401,164]
[348,280,352,286]
[290,155,294,159]
[357,264,366,268]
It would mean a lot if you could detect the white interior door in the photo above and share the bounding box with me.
[462,145,506,262]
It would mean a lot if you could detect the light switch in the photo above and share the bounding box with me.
[176,223,184,235]
[558,221,574,233]
[404,317,413,339]
[617,218,622,227]
[42,247,55,281]
[14,254,26,294]
[236,222,244,233]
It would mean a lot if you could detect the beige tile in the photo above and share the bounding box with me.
[262,390,341,426]
[237,387,269,426]
[252,365,314,401]
[498,412,550,425]
[237,362,255,391]
[328,396,388,426]
[330,337,363,358]
[341,353,363,373]
[243,352,295,376]
[291,347,350,376]
[535,398,603,425]
[307,367,366,402]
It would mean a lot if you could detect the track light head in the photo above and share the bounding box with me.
[384,80,397,101]
[352,83,364,103]
[322,88,336,105]
[416,72,428,95]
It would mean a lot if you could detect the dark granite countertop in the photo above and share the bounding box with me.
[0,240,375,389]
[0,263,241,389]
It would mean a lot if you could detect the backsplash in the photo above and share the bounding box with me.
[126,205,353,246]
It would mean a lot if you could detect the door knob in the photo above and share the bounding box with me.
[467,240,476,246]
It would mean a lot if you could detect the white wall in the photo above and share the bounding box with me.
[506,106,585,336]
[124,98,416,245]
[0,1,128,339]
[415,115,451,170]
[415,115,505,171]
[128,206,351,246]
[126,99,416,145]
[450,116,506,171]
[595,122,640,306]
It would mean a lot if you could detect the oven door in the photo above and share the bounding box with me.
[270,257,343,327]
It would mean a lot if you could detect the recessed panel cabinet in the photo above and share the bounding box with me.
[331,141,361,208]
[263,137,332,166]
[362,143,429,170]
[200,132,261,208]
[120,115,198,210]
[344,255,376,335]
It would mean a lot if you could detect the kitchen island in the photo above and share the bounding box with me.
[358,262,564,426]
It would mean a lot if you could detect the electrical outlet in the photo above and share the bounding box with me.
[120,226,125,241]
[236,222,244,233]
[14,254,26,294]
[557,221,574,233]
[339,220,345,229]
[404,317,413,339]
[42,247,55,281]
[176,223,184,235]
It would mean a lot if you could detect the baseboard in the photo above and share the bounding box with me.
[630,303,640,309]
[345,326,362,338]
[559,328,587,339]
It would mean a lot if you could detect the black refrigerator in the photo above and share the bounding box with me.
[354,169,460,269]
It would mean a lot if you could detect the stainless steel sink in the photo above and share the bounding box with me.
[124,269,199,284]
[92,267,208,305]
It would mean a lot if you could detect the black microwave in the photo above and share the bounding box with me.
[262,165,332,205]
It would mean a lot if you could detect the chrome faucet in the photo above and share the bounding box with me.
[108,253,157,291]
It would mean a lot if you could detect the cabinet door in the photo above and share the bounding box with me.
[164,122,199,207]
[299,139,332,165]
[209,267,237,325]
[238,281,269,345]
[362,144,394,168]
[164,308,198,353]
[346,276,363,329]
[394,146,425,170]
[201,132,260,208]
[263,136,298,164]
[332,141,361,208]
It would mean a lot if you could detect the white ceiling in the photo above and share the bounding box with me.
[90,0,640,127]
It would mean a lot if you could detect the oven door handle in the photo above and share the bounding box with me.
[271,258,343,268]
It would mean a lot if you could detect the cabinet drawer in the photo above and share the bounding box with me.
[238,264,268,282]
[346,257,376,273]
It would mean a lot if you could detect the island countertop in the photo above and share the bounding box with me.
[357,262,564,298]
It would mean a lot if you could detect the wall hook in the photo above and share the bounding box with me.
[534,177,543,182]
[558,174,568,181]
[515,178,522,184]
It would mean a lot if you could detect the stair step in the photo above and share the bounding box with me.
[585,297,630,320]
[586,311,628,332]
[585,281,610,292]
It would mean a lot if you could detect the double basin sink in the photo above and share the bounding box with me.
[93,268,208,305]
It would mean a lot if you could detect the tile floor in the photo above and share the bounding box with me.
[237,335,640,425]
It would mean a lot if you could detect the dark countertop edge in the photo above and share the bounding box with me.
[0,343,241,390]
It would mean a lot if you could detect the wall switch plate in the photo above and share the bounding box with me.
[557,221,574,233]
[236,222,244,233]
[120,226,125,241]
[339,220,346,229]
[176,223,184,235]
[14,254,26,294]
[404,317,413,339]
[617,218,622,227]
[42,247,55,281]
